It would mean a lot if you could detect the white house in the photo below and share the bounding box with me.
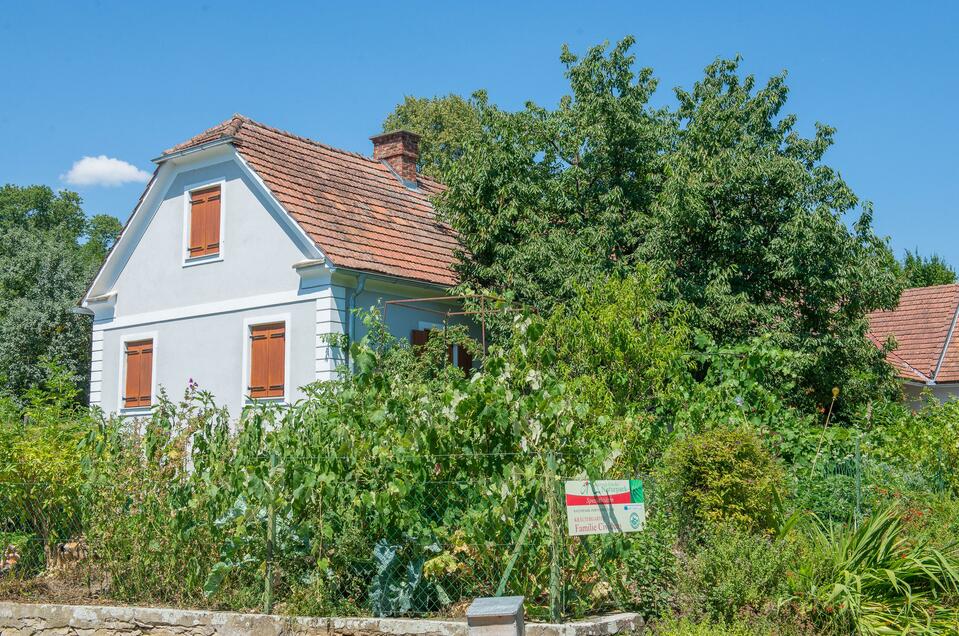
[79,115,474,417]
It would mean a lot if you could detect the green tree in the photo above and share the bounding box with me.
[642,56,902,411]
[900,249,956,288]
[428,39,901,412]
[0,184,120,401]
[437,38,669,308]
[382,93,484,179]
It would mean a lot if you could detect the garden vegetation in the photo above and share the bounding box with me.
[2,38,959,636]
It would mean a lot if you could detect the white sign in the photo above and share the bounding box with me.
[564,479,645,536]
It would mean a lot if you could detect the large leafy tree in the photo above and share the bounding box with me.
[436,38,669,306]
[409,38,902,412]
[0,185,121,401]
[899,249,956,288]
[643,57,902,410]
[382,93,485,179]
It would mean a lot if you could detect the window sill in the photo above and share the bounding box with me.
[119,406,153,417]
[183,254,223,268]
[244,396,288,406]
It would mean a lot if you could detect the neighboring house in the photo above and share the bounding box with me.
[79,115,475,417]
[867,284,959,406]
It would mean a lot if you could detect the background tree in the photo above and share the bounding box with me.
[435,38,670,307]
[414,39,902,412]
[899,249,956,288]
[0,184,121,402]
[381,93,484,179]
[641,57,903,411]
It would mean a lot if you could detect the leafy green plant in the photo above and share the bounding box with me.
[788,505,959,634]
[660,427,784,537]
[655,616,813,636]
[676,524,797,623]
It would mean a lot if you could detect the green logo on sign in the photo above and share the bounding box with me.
[630,512,641,529]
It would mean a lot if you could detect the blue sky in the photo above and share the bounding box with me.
[1,1,956,266]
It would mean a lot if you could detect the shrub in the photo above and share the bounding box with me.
[660,427,784,536]
[79,292,692,619]
[0,362,86,570]
[654,616,812,636]
[868,397,959,495]
[675,524,797,623]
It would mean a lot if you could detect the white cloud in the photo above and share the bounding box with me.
[61,155,151,187]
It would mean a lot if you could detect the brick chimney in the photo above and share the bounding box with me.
[370,130,420,182]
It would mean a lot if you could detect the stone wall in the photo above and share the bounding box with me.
[0,603,467,636]
[0,602,641,636]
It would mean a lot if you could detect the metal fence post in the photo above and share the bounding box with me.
[545,453,563,622]
[264,501,275,614]
[854,430,863,528]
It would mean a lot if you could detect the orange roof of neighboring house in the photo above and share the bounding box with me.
[867,284,959,384]
[164,114,458,287]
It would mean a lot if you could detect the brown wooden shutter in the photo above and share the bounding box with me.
[411,329,428,351]
[123,339,153,408]
[188,186,221,258]
[457,346,473,373]
[249,323,285,398]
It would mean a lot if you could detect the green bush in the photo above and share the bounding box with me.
[868,397,959,494]
[660,428,784,536]
[80,278,694,619]
[619,512,678,619]
[0,362,86,571]
[676,525,797,623]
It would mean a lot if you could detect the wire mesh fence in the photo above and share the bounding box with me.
[0,464,655,621]
[0,483,87,583]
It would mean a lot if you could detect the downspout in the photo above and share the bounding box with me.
[345,274,367,372]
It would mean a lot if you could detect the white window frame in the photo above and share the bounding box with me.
[117,330,159,415]
[181,177,227,267]
[241,313,292,404]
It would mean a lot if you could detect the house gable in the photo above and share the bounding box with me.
[85,146,326,320]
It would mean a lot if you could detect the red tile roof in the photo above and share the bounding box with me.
[867,284,959,384]
[164,114,458,287]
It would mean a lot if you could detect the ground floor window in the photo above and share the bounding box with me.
[249,322,286,399]
[411,328,473,372]
[123,339,153,408]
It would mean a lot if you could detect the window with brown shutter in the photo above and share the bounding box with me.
[123,339,153,408]
[456,346,474,373]
[410,329,474,373]
[411,329,429,349]
[188,186,221,258]
[249,322,285,399]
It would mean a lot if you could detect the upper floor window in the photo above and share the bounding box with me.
[187,185,221,259]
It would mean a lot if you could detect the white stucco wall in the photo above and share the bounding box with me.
[87,149,330,416]
[109,159,307,317]
[98,299,319,417]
